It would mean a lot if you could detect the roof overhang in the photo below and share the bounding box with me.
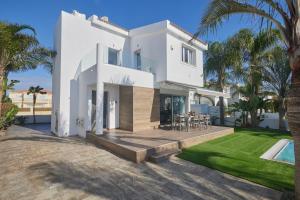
[159,81,230,98]
[168,22,208,50]
[196,88,230,98]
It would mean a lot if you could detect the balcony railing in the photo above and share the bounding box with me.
[102,46,155,73]
[77,45,156,78]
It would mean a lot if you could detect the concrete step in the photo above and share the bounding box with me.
[152,141,179,154]
[148,149,182,163]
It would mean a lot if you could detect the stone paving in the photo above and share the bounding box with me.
[0,125,282,200]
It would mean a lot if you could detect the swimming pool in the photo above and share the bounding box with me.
[274,141,295,165]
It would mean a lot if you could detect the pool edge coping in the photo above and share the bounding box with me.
[260,139,294,165]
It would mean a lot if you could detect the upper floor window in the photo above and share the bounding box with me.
[108,48,120,65]
[134,50,141,70]
[182,46,195,65]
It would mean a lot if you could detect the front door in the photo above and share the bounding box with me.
[103,91,108,128]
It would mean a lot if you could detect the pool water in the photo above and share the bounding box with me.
[274,141,295,164]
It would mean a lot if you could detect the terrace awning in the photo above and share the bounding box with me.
[159,81,230,98]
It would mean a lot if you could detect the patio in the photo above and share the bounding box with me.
[87,126,234,163]
[0,124,281,200]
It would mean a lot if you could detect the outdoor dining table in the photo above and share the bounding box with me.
[176,114,193,132]
[174,114,210,132]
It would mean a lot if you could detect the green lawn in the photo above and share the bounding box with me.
[178,128,294,191]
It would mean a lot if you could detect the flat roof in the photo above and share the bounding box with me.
[169,22,207,45]
[72,10,207,46]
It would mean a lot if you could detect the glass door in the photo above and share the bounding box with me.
[160,95,186,125]
[160,95,172,125]
[172,96,186,116]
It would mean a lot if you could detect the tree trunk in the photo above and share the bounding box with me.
[33,94,36,124]
[287,50,300,200]
[2,71,8,102]
[219,96,224,125]
[21,94,24,108]
[250,109,257,128]
[278,98,286,131]
[0,66,5,117]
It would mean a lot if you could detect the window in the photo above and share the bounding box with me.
[134,50,141,70]
[108,48,120,65]
[182,46,195,65]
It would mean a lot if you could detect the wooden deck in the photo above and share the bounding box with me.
[87,126,234,163]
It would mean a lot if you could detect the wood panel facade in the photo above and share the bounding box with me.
[119,86,133,131]
[119,86,160,132]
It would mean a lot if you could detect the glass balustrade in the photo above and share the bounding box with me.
[102,46,155,73]
[78,45,156,75]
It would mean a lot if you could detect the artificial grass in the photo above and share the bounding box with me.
[178,128,294,191]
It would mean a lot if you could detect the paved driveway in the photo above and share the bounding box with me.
[0,125,281,200]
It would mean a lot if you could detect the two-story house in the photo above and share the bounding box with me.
[52,10,229,137]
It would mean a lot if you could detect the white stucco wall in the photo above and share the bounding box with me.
[54,11,130,136]
[53,10,207,137]
[130,21,167,82]
[166,33,204,87]
[104,84,119,129]
[76,67,97,137]
[51,15,62,135]
[102,64,154,88]
[129,20,206,87]
[68,62,154,136]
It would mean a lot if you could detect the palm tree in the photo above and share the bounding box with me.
[27,86,46,124]
[196,1,300,198]
[2,79,19,102]
[234,83,262,125]
[263,46,291,130]
[0,22,55,115]
[205,42,229,124]
[205,41,242,124]
[228,29,279,127]
[232,99,253,127]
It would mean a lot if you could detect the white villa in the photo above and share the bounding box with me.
[52,10,230,137]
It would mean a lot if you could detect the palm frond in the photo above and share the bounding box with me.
[8,24,36,35]
[196,0,288,44]
[262,46,291,97]
[252,29,280,57]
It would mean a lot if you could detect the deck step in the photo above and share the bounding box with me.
[148,149,182,163]
[152,141,179,154]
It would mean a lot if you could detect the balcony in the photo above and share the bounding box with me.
[102,46,155,73]
[78,45,156,75]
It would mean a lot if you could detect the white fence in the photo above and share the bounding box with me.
[191,104,288,130]
[191,104,220,117]
[191,104,220,124]
[224,112,288,130]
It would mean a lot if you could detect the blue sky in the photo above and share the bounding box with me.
[0,0,253,91]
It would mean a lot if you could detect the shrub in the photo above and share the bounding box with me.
[15,116,26,125]
[0,103,19,130]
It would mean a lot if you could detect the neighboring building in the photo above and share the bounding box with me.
[52,10,230,137]
[9,90,52,115]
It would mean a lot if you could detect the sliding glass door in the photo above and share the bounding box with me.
[160,94,186,125]
[160,95,172,125]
